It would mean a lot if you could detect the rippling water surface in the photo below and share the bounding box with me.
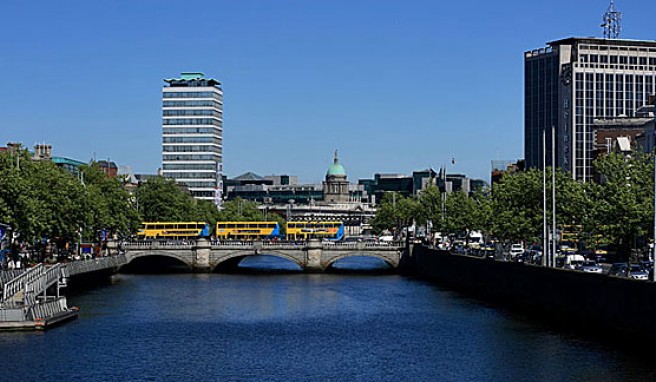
[1,257,654,382]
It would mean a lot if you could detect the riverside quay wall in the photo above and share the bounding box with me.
[409,245,656,341]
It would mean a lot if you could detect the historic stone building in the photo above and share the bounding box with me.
[322,150,350,203]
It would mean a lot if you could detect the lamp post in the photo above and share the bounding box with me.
[551,125,557,268]
[652,147,656,282]
[543,128,548,267]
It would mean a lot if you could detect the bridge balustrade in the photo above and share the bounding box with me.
[121,241,193,250]
[61,255,126,277]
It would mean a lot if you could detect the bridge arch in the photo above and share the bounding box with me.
[323,251,400,270]
[212,250,304,272]
[123,251,193,271]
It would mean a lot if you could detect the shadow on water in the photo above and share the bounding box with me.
[214,254,395,275]
[119,255,192,274]
[113,254,397,275]
[415,275,656,362]
[326,256,395,275]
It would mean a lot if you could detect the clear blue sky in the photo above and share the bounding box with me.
[1,0,654,183]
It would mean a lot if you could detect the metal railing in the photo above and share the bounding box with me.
[30,297,69,320]
[23,264,61,305]
[2,264,46,302]
[62,255,126,277]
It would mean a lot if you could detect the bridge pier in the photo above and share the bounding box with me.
[305,238,324,272]
[193,238,211,272]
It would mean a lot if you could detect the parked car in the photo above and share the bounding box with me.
[575,260,604,274]
[607,263,649,280]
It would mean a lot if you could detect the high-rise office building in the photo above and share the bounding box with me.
[162,72,224,206]
[525,37,656,181]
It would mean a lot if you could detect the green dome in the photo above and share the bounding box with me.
[327,162,346,176]
[327,150,346,176]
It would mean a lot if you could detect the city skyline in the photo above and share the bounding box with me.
[2,0,655,183]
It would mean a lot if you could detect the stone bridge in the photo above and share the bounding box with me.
[119,239,404,272]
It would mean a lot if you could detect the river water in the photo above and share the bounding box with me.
[1,256,655,381]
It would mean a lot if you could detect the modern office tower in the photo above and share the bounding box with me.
[525,38,656,181]
[162,72,224,206]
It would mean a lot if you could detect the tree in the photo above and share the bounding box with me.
[82,163,139,240]
[371,192,420,236]
[137,176,198,222]
[591,152,654,257]
[417,185,443,230]
[444,190,480,240]
[490,168,589,244]
[217,197,263,222]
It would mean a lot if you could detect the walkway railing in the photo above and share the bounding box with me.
[61,255,126,277]
[2,264,46,303]
[30,297,69,320]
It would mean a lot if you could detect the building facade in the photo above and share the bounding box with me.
[162,72,224,205]
[525,37,656,181]
[323,151,350,203]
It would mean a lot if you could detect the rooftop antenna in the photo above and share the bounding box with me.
[601,0,622,39]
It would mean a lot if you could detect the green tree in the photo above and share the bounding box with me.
[591,152,654,257]
[217,197,264,222]
[444,191,480,240]
[490,168,589,244]
[417,185,443,230]
[137,176,198,222]
[82,163,139,240]
[371,192,420,236]
[194,199,222,228]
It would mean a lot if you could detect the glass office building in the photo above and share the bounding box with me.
[162,72,223,205]
[525,38,656,181]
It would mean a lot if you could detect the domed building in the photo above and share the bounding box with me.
[323,150,350,203]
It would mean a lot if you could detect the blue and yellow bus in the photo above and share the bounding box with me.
[285,221,344,241]
[137,222,211,239]
[215,221,281,240]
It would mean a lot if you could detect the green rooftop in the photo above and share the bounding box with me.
[181,72,205,80]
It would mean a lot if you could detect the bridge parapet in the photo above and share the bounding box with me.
[325,242,403,251]
[121,241,194,251]
[61,255,127,277]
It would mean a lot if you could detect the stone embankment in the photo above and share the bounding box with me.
[408,245,656,341]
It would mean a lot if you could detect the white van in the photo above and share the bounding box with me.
[378,235,394,243]
[509,243,524,258]
[563,254,585,269]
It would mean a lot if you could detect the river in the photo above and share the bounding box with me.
[0,256,654,381]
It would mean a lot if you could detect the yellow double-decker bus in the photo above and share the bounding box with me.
[137,222,210,239]
[285,221,344,241]
[215,221,281,240]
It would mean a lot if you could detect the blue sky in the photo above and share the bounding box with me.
[1,0,654,183]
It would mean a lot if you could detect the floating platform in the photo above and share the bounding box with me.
[0,307,79,331]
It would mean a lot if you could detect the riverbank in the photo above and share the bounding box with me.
[409,244,656,342]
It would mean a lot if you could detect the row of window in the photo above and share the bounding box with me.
[163,118,221,126]
[163,110,223,117]
[163,145,222,153]
[163,163,217,171]
[163,172,217,179]
[191,191,216,198]
[580,45,656,53]
[163,127,220,135]
[163,100,222,108]
[163,92,222,100]
[163,136,222,144]
[580,55,656,65]
[178,181,217,188]
[163,154,221,161]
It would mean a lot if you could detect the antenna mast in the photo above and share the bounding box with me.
[601,0,622,39]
